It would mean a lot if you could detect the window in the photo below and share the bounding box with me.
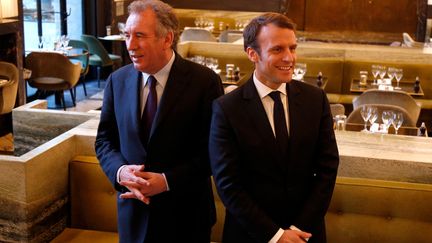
[23,0,83,50]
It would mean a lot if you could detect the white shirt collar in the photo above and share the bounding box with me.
[253,71,287,98]
[142,50,175,87]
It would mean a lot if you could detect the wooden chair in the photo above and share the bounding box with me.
[0,61,19,115]
[179,28,217,42]
[402,32,424,48]
[330,103,345,117]
[347,104,416,127]
[25,52,82,110]
[352,89,420,124]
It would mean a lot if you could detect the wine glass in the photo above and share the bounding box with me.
[392,112,404,135]
[378,65,387,82]
[394,68,403,90]
[371,65,380,85]
[368,106,378,131]
[381,110,394,133]
[387,67,396,84]
[38,36,45,49]
[59,35,69,50]
[360,105,371,132]
[294,63,307,81]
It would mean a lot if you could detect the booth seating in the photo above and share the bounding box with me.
[327,177,432,243]
[52,156,224,242]
[53,156,432,243]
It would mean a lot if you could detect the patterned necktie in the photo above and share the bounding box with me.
[142,75,157,143]
[268,91,289,154]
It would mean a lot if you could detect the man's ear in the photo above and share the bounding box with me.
[163,31,174,49]
[246,47,259,63]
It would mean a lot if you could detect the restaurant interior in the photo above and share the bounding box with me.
[1,0,432,242]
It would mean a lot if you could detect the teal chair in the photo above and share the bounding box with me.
[69,39,90,96]
[81,34,122,87]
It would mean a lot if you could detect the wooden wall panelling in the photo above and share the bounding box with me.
[164,0,280,13]
[305,0,352,31]
[304,0,417,34]
[285,0,306,30]
[351,0,417,33]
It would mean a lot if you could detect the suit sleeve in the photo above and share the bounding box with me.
[294,89,339,230]
[95,75,128,192]
[163,72,224,191]
[209,100,280,242]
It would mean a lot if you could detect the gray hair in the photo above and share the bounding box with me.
[128,0,179,49]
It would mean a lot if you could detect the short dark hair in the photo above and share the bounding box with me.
[128,0,179,49]
[243,12,296,54]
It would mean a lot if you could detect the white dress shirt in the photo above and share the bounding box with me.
[253,72,289,136]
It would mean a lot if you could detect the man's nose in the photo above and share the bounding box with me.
[126,36,137,50]
[282,50,294,62]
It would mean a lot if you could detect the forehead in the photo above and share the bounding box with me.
[125,8,157,31]
[257,24,296,49]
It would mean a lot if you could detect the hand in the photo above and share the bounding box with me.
[277,229,312,243]
[118,164,151,204]
[119,164,168,203]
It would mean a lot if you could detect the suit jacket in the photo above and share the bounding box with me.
[95,53,223,243]
[209,78,339,243]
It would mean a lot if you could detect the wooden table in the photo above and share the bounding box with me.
[26,48,89,58]
[350,79,424,97]
[220,75,328,88]
[302,76,328,89]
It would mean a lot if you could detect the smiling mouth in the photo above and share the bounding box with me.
[277,65,293,71]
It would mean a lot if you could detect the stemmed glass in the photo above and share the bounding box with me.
[360,106,371,132]
[378,65,387,82]
[60,35,70,49]
[205,58,219,71]
[392,112,404,135]
[394,68,403,90]
[368,107,378,131]
[381,110,394,133]
[371,65,380,85]
[38,36,45,49]
[387,67,396,85]
[294,63,307,81]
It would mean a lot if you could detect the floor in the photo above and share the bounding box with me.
[26,78,105,112]
[0,78,105,155]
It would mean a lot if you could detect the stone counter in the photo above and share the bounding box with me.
[1,102,431,242]
[336,131,432,184]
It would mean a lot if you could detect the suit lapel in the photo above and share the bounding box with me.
[242,79,281,163]
[122,68,142,137]
[149,53,189,140]
[287,81,302,140]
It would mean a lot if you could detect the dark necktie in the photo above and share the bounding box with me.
[142,75,157,143]
[268,91,289,154]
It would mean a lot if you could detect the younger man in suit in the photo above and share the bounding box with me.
[95,0,223,242]
[209,13,339,243]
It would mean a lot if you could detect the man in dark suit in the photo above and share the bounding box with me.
[209,13,339,243]
[95,1,223,242]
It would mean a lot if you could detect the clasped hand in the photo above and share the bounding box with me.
[119,164,167,204]
[277,229,312,243]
